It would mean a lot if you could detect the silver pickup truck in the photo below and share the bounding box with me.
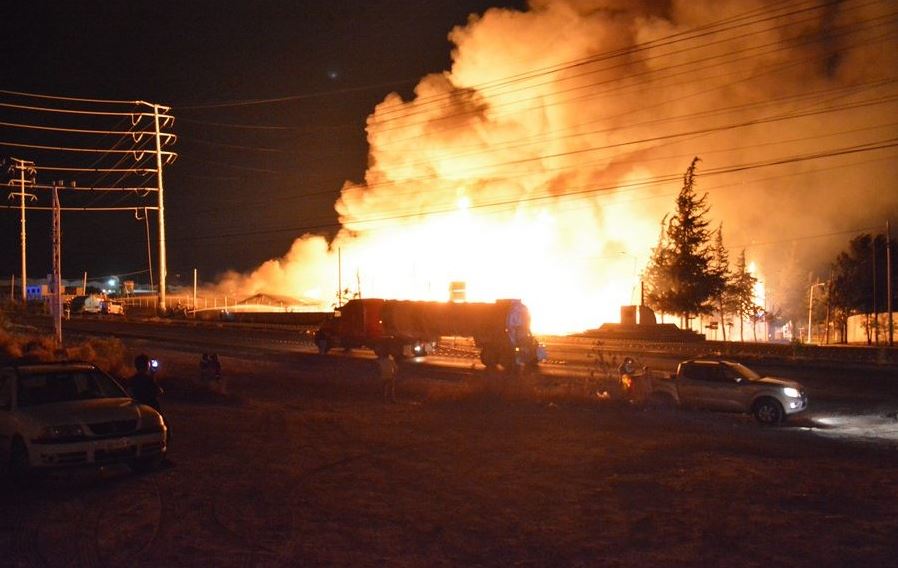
[641,358,808,424]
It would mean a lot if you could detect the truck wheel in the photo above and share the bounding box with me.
[391,342,406,360]
[480,346,499,368]
[499,351,519,375]
[753,398,784,425]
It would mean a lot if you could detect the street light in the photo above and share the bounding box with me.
[807,281,826,344]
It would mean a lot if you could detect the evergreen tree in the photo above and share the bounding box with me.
[644,157,725,327]
[710,224,731,341]
[730,250,761,341]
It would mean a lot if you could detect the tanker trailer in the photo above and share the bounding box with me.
[315,298,543,371]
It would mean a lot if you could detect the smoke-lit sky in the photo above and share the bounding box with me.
[0,0,526,283]
[2,0,897,331]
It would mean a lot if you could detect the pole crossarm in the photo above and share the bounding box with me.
[1,96,175,313]
[0,205,159,212]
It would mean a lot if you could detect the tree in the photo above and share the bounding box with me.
[710,224,731,341]
[644,157,725,328]
[829,233,893,344]
[729,250,761,341]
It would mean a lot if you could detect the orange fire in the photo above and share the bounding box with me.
[218,1,898,335]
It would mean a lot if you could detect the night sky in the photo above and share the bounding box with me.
[0,0,528,287]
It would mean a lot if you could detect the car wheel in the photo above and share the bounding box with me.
[753,398,784,425]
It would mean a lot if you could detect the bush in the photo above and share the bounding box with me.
[0,322,128,374]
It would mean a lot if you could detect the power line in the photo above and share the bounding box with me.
[0,120,170,138]
[0,101,168,119]
[0,140,177,156]
[167,138,898,245]
[0,89,142,106]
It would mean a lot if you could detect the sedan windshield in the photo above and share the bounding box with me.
[725,362,761,381]
[17,369,129,407]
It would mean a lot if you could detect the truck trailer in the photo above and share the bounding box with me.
[314,298,543,371]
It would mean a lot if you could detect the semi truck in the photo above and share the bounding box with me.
[314,298,544,371]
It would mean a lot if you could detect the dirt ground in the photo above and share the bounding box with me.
[2,346,898,567]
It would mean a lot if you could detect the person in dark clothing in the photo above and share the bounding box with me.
[130,353,163,412]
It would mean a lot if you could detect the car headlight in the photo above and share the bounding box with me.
[783,387,801,398]
[33,424,86,443]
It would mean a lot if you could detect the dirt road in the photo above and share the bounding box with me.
[2,347,897,567]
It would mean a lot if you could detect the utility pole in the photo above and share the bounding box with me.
[888,220,894,347]
[151,103,169,312]
[193,268,198,318]
[144,207,154,293]
[873,238,879,345]
[807,281,825,344]
[824,272,832,345]
[51,182,63,344]
[8,158,36,301]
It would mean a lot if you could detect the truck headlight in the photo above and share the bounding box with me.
[34,424,86,443]
[783,387,801,398]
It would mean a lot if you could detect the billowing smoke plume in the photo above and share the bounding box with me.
[221,0,898,333]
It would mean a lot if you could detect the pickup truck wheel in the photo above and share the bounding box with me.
[648,392,676,410]
[753,398,784,425]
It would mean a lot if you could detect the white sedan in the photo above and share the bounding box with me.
[0,361,167,481]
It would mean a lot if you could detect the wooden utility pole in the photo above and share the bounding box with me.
[873,238,879,345]
[888,220,894,346]
[193,268,198,318]
[152,103,168,312]
[9,158,36,301]
[51,182,63,344]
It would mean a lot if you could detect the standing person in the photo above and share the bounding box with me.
[209,353,225,394]
[199,353,211,384]
[377,352,398,403]
[130,353,163,412]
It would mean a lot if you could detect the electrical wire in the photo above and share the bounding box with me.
[0,89,143,106]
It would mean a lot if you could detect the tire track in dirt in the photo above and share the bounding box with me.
[90,474,164,566]
[208,408,297,565]
[2,472,166,568]
[5,490,49,568]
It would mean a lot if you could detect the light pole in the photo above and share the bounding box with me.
[807,281,826,344]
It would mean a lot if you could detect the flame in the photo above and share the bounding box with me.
[216,0,898,335]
